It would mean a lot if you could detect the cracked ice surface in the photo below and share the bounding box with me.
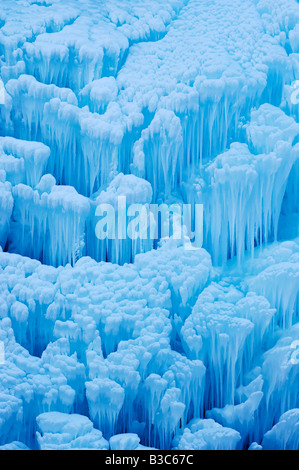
[0,0,298,451]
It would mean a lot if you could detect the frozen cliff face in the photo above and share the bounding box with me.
[0,0,298,451]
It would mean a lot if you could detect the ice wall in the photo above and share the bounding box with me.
[0,0,298,452]
[8,176,90,266]
[87,173,153,264]
[0,137,50,187]
[0,173,13,249]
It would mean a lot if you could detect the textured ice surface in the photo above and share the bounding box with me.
[262,409,299,450]
[0,137,50,187]
[0,0,298,451]
[9,177,90,266]
[88,173,154,264]
[172,419,241,450]
[36,412,109,450]
[0,173,13,249]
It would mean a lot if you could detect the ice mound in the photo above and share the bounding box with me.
[109,433,155,451]
[172,419,241,450]
[79,78,118,114]
[135,240,212,318]
[36,412,109,450]
[247,103,299,154]
[204,142,294,264]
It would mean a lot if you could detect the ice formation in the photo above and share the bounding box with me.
[36,412,109,450]
[0,0,298,451]
[88,172,154,264]
[0,137,50,187]
[262,409,299,450]
[9,176,90,266]
[172,419,241,451]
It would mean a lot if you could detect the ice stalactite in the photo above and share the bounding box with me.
[131,78,268,199]
[0,317,76,448]
[183,106,299,265]
[42,98,126,196]
[155,387,186,450]
[0,173,13,249]
[8,175,90,267]
[86,378,125,439]
[175,74,267,172]
[279,158,299,240]
[132,109,183,199]
[0,137,50,187]
[6,76,122,196]
[87,173,154,265]
[5,75,78,142]
[180,283,276,409]
[181,301,254,409]
[247,255,299,328]
[148,349,206,425]
[0,81,13,136]
[172,419,241,450]
[259,323,299,435]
